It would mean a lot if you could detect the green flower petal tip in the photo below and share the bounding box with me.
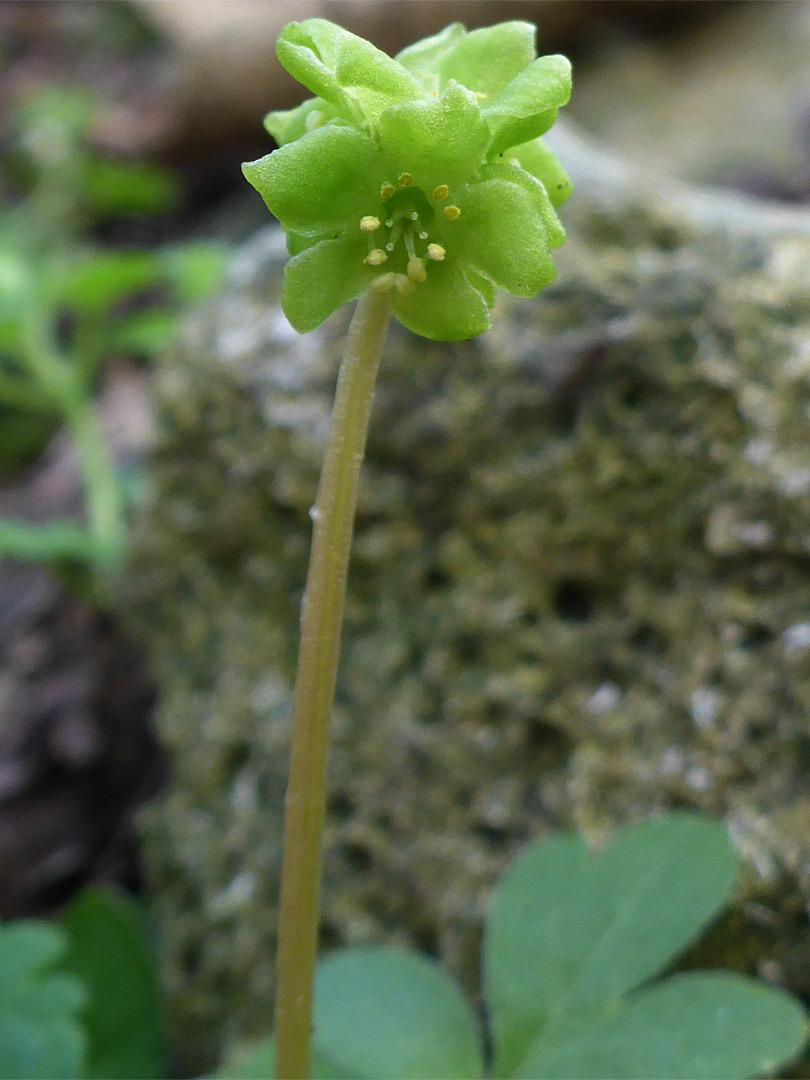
[244,19,572,340]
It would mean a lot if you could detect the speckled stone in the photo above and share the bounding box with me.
[126,137,810,1072]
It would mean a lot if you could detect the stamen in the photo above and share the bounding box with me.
[381,182,396,200]
[474,92,486,101]
[418,231,428,240]
[360,215,381,233]
[385,219,394,228]
[432,184,449,200]
[397,172,413,188]
[407,257,426,283]
[443,205,461,221]
[305,110,325,131]
[385,220,402,252]
[403,228,417,260]
[409,211,419,222]
[364,249,388,266]
[394,274,417,296]
[372,271,396,292]
[427,243,445,261]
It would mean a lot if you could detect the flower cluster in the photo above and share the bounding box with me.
[244,19,572,341]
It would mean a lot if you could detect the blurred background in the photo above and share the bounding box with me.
[0,0,808,923]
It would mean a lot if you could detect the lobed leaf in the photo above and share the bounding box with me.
[484,814,739,1077]
[515,972,810,1079]
[59,887,166,1079]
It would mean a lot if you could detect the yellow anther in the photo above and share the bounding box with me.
[305,110,325,131]
[395,274,417,296]
[443,205,461,221]
[474,91,487,101]
[409,211,419,221]
[407,257,427,283]
[364,248,388,266]
[360,215,381,233]
[397,172,413,188]
[372,271,396,292]
[427,243,446,261]
[381,183,396,200]
[432,184,449,200]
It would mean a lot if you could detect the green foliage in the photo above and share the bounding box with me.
[59,888,166,1079]
[0,922,86,1079]
[243,20,571,340]
[0,85,226,568]
[219,815,809,1079]
[0,888,166,1080]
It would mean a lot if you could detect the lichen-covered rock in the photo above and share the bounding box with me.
[126,134,810,1072]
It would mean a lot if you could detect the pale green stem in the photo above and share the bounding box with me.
[275,287,390,1080]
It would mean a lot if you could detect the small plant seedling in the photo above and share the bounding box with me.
[218,815,809,1079]
[0,86,225,571]
[242,19,571,1076]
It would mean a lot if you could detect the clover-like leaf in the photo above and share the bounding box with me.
[515,973,809,1079]
[0,921,86,1079]
[484,814,740,1077]
[311,947,483,1079]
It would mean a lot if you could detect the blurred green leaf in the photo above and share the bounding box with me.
[108,310,179,357]
[311,947,483,1079]
[159,242,228,303]
[60,887,166,1079]
[51,251,162,317]
[515,972,810,1079]
[81,159,179,217]
[0,922,86,1079]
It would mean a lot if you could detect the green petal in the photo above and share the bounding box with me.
[391,258,491,341]
[509,137,573,209]
[395,23,466,77]
[484,54,572,158]
[454,173,556,297]
[263,97,339,146]
[377,84,490,190]
[277,19,427,129]
[480,159,565,248]
[282,234,376,332]
[439,22,537,100]
[242,123,383,235]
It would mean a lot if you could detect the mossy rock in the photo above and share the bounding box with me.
[126,138,810,1073]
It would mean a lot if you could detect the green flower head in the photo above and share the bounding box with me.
[243,19,572,341]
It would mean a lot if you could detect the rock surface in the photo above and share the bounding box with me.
[127,130,810,1071]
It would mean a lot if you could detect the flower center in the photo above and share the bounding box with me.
[358,173,461,295]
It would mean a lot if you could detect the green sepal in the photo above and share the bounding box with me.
[263,98,338,146]
[437,22,537,100]
[394,23,466,78]
[391,258,491,341]
[479,160,565,248]
[276,19,427,130]
[281,234,376,332]
[243,123,383,235]
[455,174,555,297]
[484,54,572,159]
[509,137,573,208]
[377,84,491,190]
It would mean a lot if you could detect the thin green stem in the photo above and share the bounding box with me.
[274,287,390,1080]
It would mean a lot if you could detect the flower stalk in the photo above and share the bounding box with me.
[274,285,390,1079]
